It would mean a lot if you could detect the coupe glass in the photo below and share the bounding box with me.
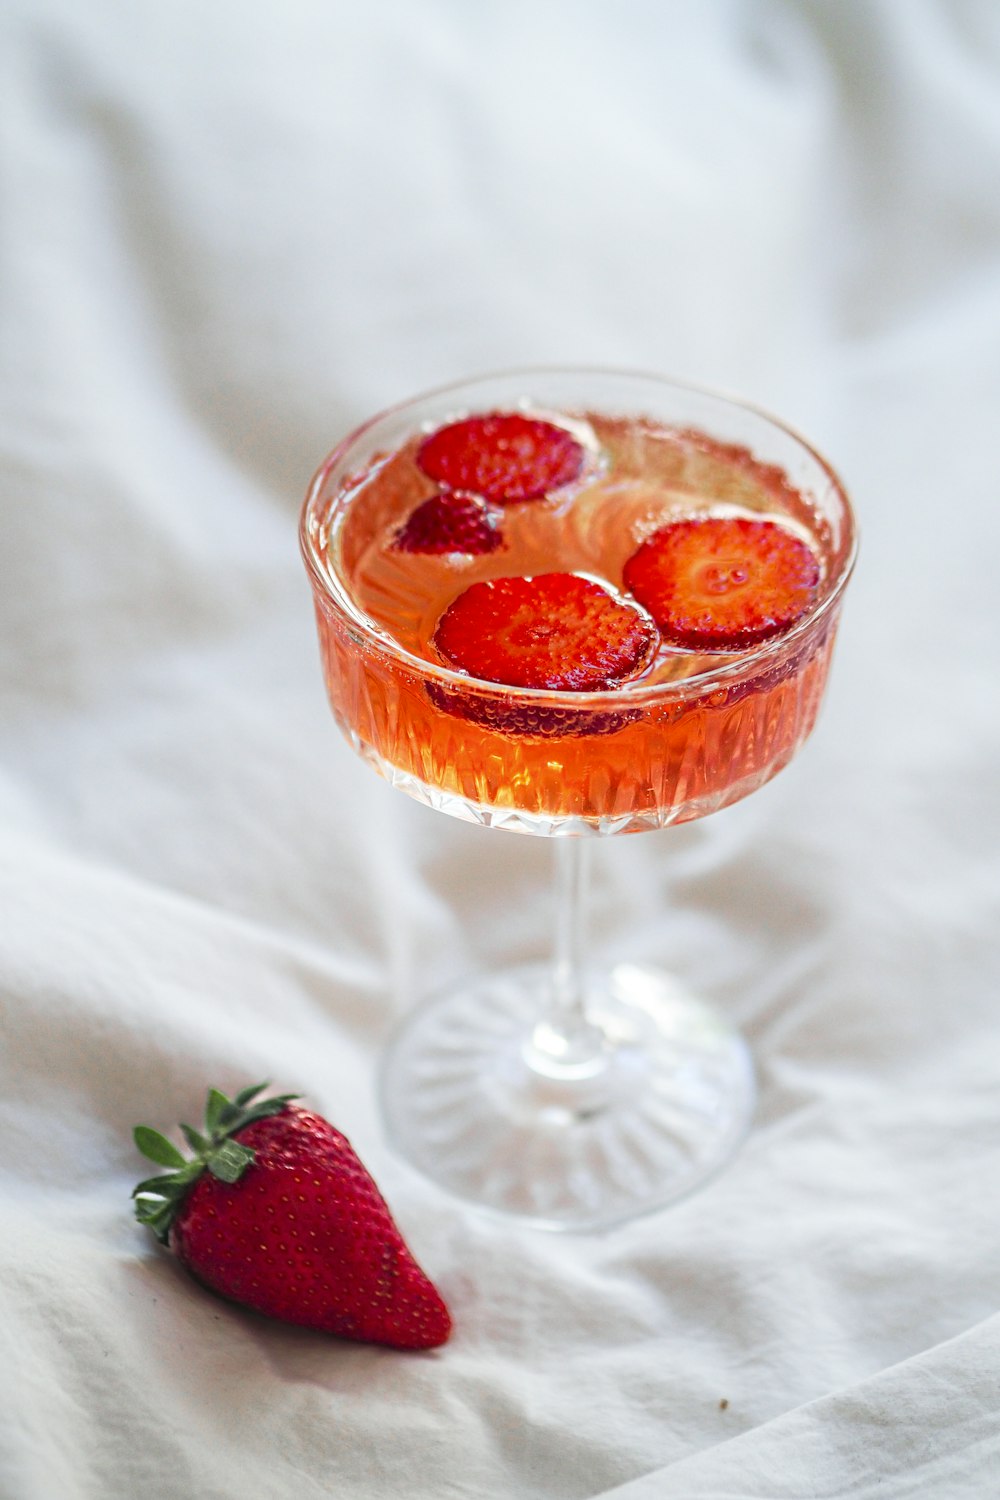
[300,369,856,1230]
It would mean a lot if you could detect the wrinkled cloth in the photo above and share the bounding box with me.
[2,2,999,1496]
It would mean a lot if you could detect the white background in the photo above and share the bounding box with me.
[1,2,998,1496]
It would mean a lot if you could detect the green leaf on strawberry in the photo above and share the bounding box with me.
[133,1126,188,1170]
[132,1084,296,1243]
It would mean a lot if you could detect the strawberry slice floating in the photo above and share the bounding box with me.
[623,516,821,650]
[427,680,641,739]
[393,491,504,555]
[433,572,657,691]
[416,412,585,504]
[133,1083,451,1350]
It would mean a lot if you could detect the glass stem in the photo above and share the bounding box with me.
[526,839,609,1078]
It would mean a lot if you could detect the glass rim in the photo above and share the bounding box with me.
[299,365,858,708]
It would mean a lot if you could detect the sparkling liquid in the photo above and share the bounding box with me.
[308,410,842,832]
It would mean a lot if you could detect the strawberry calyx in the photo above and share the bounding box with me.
[132,1082,298,1244]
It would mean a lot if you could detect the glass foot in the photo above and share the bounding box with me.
[378,963,755,1231]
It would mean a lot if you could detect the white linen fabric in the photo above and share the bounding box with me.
[2,1,999,1496]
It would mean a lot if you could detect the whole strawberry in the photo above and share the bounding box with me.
[132,1083,451,1350]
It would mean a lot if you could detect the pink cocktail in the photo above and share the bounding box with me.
[301,370,856,1228]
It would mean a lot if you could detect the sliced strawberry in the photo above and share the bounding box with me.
[623,516,820,649]
[433,572,657,691]
[427,681,640,738]
[392,491,503,555]
[416,412,584,504]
